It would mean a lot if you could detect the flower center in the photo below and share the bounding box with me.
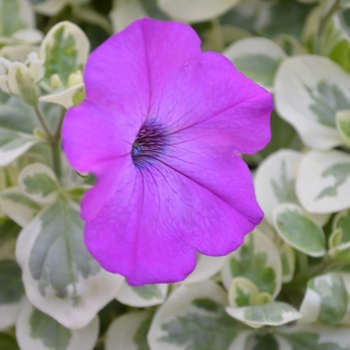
[131,120,167,167]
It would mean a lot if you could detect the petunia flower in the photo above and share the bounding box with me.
[62,18,273,286]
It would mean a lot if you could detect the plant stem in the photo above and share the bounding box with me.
[51,140,62,179]
[33,105,53,138]
[317,0,341,37]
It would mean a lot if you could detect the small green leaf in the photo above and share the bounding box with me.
[132,285,163,300]
[0,0,33,37]
[282,331,345,350]
[0,332,20,350]
[40,22,89,86]
[273,203,326,257]
[334,209,350,242]
[252,334,279,350]
[0,127,38,166]
[0,260,24,304]
[18,163,58,205]
[316,162,350,200]
[306,82,350,128]
[160,298,244,350]
[309,273,348,325]
[233,55,280,87]
[226,302,302,328]
[271,159,298,203]
[28,200,100,302]
[30,307,72,350]
[72,86,86,106]
[229,235,277,295]
[133,312,153,350]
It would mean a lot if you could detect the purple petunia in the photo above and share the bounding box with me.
[62,18,273,286]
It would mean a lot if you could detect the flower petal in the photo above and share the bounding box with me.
[62,101,135,173]
[84,160,256,285]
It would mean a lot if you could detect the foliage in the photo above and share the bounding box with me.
[1,0,350,349]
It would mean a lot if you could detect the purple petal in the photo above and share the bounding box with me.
[84,161,256,286]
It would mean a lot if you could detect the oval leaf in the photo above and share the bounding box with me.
[296,149,350,213]
[275,55,350,150]
[16,301,99,350]
[273,203,326,257]
[15,199,124,329]
[226,302,302,328]
[221,229,282,298]
[18,163,59,205]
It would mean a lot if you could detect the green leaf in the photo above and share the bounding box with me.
[0,332,20,350]
[133,312,153,350]
[316,162,350,200]
[0,187,41,227]
[296,150,350,213]
[40,22,89,86]
[131,285,163,300]
[0,260,24,304]
[252,334,279,350]
[0,218,20,246]
[0,127,38,166]
[18,163,58,205]
[306,82,350,128]
[334,209,350,242]
[258,111,302,162]
[160,298,243,350]
[309,273,348,325]
[282,331,345,350]
[28,200,99,301]
[257,0,314,38]
[226,302,302,328]
[300,273,348,325]
[0,96,37,134]
[273,203,326,257]
[30,307,72,350]
[233,55,280,87]
[0,0,33,37]
[16,198,124,329]
[228,233,282,295]
[329,39,350,74]
[72,86,85,106]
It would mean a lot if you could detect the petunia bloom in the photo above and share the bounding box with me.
[62,18,273,286]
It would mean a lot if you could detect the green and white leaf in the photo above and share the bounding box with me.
[226,302,302,329]
[0,0,35,38]
[221,229,282,298]
[0,218,20,261]
[275,55,350,150]
[255,149,301,225]
[116,280,168,307]
[228,277,259,308]
[7,61,38,105]
[277,324,350,349]
[105,311,152,350]
[273,203,326,257]
[223,37,286,90]
[33,0,89,16]
[15,199,124,329]
[39,21,89,87]
[16,301,99,350]
[148,280,248,350]
[0,260,25,331]
[182,253,227,284]
[299,273,348,325]
[336,110,350,147]
[110,0,147,33]
[296,149,350,213]
[0,186,41,227]
[18,163,59,205]
[0,127,39,166]
[157,0,241,23]
[39,83,85,109]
